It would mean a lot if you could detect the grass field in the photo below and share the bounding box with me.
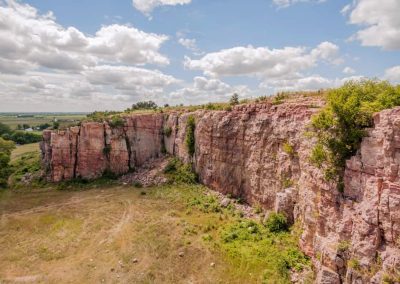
[0,114,86,130]
[0,183,311,284]
[11,143,40,161]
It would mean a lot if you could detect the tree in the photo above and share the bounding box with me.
[0,122,12,135]
[53,121,60,130]
[230,93,239,105]
[131,101,158,110]
[0,138,15,188]
[311,79,400,188]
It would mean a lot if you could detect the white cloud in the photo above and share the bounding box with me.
[132,0,191,16]
[384,66,400,83]
[169,77,253,104]
[273,0,326,8]
[184,41,340,79]
[178,38,197,50]
[0,1,177,111]
[343,66,355,74]
[260,75,366,92]
[344,0,400,50]
[0,0,170,74]
[84,65,179,96]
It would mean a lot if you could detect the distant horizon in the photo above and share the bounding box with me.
[0,0,399,112]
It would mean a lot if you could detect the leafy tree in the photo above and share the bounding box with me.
[311,79,400,188]
[10,131,41,145]
[131,101,158,110]
[53,121,60,129]
[0,138,15,188]
[0,122,12,135]
[38,123,51,130]
[230,93,239,105]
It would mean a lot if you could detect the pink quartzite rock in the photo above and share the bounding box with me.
[41,98,400,282]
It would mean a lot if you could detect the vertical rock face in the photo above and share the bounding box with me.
[41,99,400,282]
[76,122,107,180]
[41,114,164,181]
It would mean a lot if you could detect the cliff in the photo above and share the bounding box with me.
[41,97,400,283]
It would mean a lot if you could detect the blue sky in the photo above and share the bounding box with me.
[0,0,399,111]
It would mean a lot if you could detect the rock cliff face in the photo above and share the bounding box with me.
[41,98,400,283]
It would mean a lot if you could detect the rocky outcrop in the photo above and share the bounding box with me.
[41,98,400,282]
[41,114,164,182]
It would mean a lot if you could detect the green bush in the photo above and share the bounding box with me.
[109,116,125,128]
[0,138,15,188]
[185,115,196,157]
[10,131,42,145]
[311,80,400,185]
[282,141,295,156]
[164,126,172,137]
[265,212,288,233]
[164,158,198,184]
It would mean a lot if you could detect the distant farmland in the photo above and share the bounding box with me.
[0,113,87,130]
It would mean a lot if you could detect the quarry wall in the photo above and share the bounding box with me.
[41,97,400,283]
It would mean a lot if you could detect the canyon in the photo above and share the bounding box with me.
[41,96,400,283]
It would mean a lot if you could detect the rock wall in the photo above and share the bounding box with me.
[41,99,400,283]
[41,114,164,182]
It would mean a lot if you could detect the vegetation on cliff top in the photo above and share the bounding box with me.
[310,79,400,188]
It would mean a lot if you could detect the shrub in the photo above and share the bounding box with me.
[348,258,361,270]
[311,80,400,186]
[109,116,124,128]
[230,93,239,105]
[164,126,172,137]
[164,158,198,184]
[265,212,288,233]
[10,131,41,145]
[185,115,196,157]
[337,240,351,253]
[282,141,295,156]
[130,101,158,110]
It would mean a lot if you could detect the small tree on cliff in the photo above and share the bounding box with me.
[230,93,239,105]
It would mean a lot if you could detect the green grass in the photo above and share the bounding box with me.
[11,142,40,161]
[150,184,311,283]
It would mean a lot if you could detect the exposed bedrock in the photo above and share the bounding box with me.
[41,98,399,283]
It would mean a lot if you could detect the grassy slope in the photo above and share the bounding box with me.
[0,181,311,283]
[11,143,40,161]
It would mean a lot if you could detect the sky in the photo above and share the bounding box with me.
[0,0,399,112]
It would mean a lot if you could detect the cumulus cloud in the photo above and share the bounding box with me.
[169,77,253,104]
[260,75,366,92]
[344,0,400,50]
[184,41,341,79]
[273,0,326,8]
[84,65,179,96]
[343,66,355,74]
[132,0,191,16]
[384,66,400,83]
[0,1,177,110]
[0,0,170,74]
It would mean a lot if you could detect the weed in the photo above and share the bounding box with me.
[265,213,288,233]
